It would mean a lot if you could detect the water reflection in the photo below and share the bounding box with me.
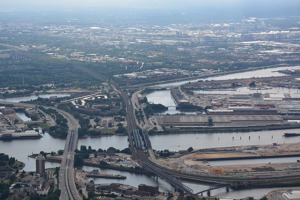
[157,66,300,87]
[78,135,129,151]
[0,93,70,103]
[0,132,65,171]
[150,129,300,151]
[145,90,195,115]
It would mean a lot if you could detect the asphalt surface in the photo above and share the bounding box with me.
[58,110,81,200]
[0,101,82,199]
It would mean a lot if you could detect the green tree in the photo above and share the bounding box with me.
[74,154,84,167]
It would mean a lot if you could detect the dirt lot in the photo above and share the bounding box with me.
[155,142,300,177]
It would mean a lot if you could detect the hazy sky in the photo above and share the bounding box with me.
[1,0,299,10]
[1,0,299,22]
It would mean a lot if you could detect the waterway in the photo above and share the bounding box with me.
[0,93,70,103]
[147,67,300,116]
[150,128,300,151]
[82,166,173,192]
[157,65,300,87]
[0,132,65,171]
[78,135,129,151]
[146,90,182,115]
[2,128,300,198]
[2,66,300,198]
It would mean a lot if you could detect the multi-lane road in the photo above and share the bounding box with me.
[115,87,195,195]
[0,101,82,199]
[58,110,81,200]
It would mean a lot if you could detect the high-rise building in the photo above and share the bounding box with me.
[36,154,45,175]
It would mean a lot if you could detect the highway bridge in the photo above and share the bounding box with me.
[0,101,82,199]
[57,110,82,200]
[138,151,194,194]
[116,89,195,195]
[195,184,230,196]
[58,111,81,200]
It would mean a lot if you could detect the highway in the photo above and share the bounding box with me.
[115,87,195,195]
[114,84,300,195]
[58,110,81,200]
[0,101,82,199]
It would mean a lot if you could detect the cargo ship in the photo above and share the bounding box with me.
[0,130,42,140]
[284,133,300,137]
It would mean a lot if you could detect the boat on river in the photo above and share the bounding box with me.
[0,130,42,140]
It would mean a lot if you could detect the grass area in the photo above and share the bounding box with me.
[99,128,116,134]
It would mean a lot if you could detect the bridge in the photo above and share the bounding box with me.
[130,128,194,195]
[0,101,82,200]
[138,152,194,194]
[196,184,231,196]
[117,87,195,195]
[58,110,81,200]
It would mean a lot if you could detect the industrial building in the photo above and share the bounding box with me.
[155,114,285,128]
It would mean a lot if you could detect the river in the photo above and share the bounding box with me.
[146,86,300,115]
[2,127,299,198]
[0,93,70,103]
[0,132,65,171]
[2,66,300,198]
[146,90,187,114]
[150,128,300,151]
[157,65,300,87]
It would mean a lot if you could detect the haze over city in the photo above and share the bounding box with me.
[1,0,300,18]
[0,0,300,199]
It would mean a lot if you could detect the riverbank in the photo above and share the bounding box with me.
[121,63,289,88]
[152,142,300,188]
[0,92,72,100]
[195,153,300,161]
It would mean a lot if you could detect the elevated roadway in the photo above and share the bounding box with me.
[58,110,81,200]
[115,87,194,195]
